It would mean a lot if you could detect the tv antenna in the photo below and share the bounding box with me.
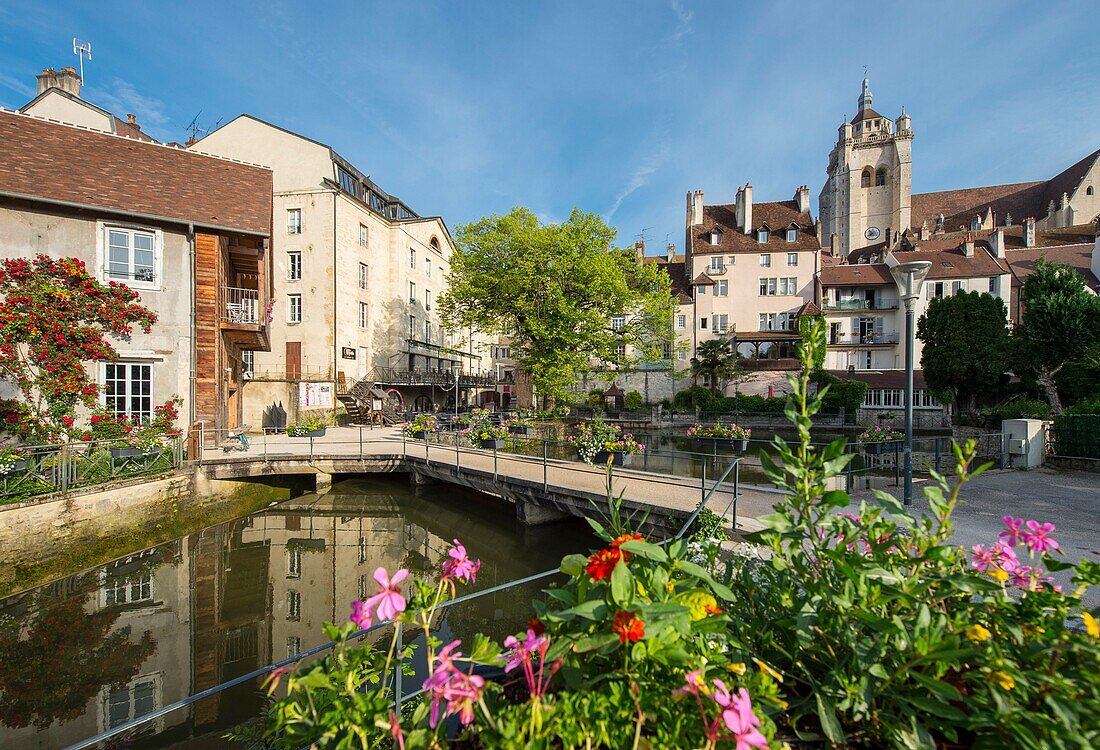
[72,38,92,84]
[634,226,653,244]
[185,110,206,141]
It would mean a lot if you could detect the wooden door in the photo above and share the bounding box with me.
[286,341,302,380]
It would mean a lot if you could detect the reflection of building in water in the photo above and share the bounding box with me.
[0,543,191,748]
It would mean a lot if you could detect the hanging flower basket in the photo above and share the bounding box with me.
[864,440,900,455]
[594,450,629,466]
[480,438,506,449]
[110,446,143,460]
[859,424,902,454]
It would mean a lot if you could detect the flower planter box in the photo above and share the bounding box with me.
[110,447,143,460]
[290,427,327,438]
[863,440,899,455]
[480,438,505,450]
[730,438,750,452]
[2,459,27,474]
[411,430,428,440]
[508,426,533,436]
[594,450,629,466]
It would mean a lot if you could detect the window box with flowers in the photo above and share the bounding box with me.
[287,411,330,438]
[858,424,902,454]
[688,423,752,452]
[404,414,439,440]
[568,418,645,466]
[461,421,510,449]
[505,416,535,436]
[0,448,27,475]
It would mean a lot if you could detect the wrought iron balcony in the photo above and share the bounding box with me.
[822,299,899,312]
[222,287,262,325]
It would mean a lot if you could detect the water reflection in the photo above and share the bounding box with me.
[0,476,593,748]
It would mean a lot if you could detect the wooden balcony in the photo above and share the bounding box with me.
[219,285,269,350]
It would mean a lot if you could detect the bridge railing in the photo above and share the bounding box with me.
[64,455,740,750]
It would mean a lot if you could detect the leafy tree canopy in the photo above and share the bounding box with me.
[1015,259,1100,414]
[916,290,1011,409]
[438,208,674,402]
[690,338,750,396]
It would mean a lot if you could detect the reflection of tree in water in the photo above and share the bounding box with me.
[0,575,156,730]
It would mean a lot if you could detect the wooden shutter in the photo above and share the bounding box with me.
[286,341,302,380]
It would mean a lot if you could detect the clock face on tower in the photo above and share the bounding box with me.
[865,226,881,241]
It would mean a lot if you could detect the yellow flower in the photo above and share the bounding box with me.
[664,581,676,594]
[1022,623,1045,637]
[1084,612,1099,638]
[991,671,1015,690]
[726,662,747,675]
[754,658,784,682]
[988,567,1009,582]
[679,590,718,621]
[965,624,991,642]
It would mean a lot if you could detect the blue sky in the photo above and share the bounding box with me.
[2,1,1098,253]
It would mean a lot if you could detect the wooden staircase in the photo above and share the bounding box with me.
[336,393,368,425]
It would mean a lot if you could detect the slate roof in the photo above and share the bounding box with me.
[692,199,819,255]
[0,110,273,236]
[850,107,885,123]
[643,257,692,303]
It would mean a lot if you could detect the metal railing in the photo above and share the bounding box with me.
[64,451,739,750]
[830,332,901,346]
[822,299,899,311]
[222,286,261,325]
[1,438,186,502]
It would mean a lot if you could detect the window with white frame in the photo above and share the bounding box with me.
[104,676,157,730]
[287,208,302,234]
[697,285,706,295]
[787,252,798,266]
[727,256,736,266]
[989,276,999,294]
[716,280,728,296]
[779,277,798,295]
[678,349,687,361]
[611,316,625,331]
[105,227,157,285]
[759,277,778,296]
[287,547,301,578]
[425,258,431,278]
[425,289,432,310]
[241,350,254,376]
[287,251,302,281]
[424,319,432,343]
[711,314,728,334]
[757,230,770,243]
[359,262,368,290]
[359,302,368,329]
[779,311,797,330]
[287,637,302,658]
[409,248,416,269]
[661,341,673,359]
[409,282,416,302]
[709,256,724,272]
[614,342,626,358]
[676,314,686,329]
[288,294,302,323]
[287,590,301,621]
[952,280,963,295]
[785,228,797,243]
[359,224,368,247]
[103,573,152,606]
[103,362,152,422]
[759,313,777,330]
[759,253,772,267]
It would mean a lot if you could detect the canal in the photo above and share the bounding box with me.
[0,475,595,749]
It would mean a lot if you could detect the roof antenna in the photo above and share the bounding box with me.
[72,38,92,84]
[185,110,206,142]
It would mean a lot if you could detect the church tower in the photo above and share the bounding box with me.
[819,75,913,256]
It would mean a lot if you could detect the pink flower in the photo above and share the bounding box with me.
[712,681,768,750]
[999,516,1024,546]
[1009,565,1033,588]
[442,539,482,584]
[424,641,486,728]
[971,541,1018,572]
[350,566,408,629]
[503,627,557,698]
[1020,520,1060,554]
[503,628,548,673]
[673,668,706,697]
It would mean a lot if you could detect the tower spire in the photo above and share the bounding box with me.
[858,68,873,112]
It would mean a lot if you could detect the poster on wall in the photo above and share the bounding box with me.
[299,382,333,409]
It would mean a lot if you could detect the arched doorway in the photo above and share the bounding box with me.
[413,395,432,412]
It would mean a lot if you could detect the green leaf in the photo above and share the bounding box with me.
[560,553,587,577]
[815,693,845,744]
[556,599,608,621]
[573,632,618,653]
[821,490,849,509]
[610,559,633,605]
[619,539,668,562]
[543,587,576,605]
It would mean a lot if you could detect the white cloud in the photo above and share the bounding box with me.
[668,0,694,43]
[85,78,173,139]
[0,72,35,99]
[607,141,670,220]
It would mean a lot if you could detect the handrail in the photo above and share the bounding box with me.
[63,455,737,750]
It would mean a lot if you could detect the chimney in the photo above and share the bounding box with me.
[1023,217,1036,248]
[919,221,930,241]
[990,228,1005,258]
[830,232,840,258]
[794,184,811,214]
[962,233,975,258]
[686,190,704,227]
[634,239,645,261]
[742,183,753,235]
[126,114,141,130]
[814,217,822,243]
[666,242,676,263]
[36,66,81,97]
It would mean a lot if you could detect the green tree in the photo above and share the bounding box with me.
[689,338,742,396]
[916,290,1011,411]
[438,208,674,404]
[1014,259,1100,414]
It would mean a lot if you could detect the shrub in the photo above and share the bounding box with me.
[1066,394,1100,415]
[687,423,751,440]
[981,398,1051,422]
[624,390,644,410]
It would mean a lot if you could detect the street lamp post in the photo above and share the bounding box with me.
[889,260,932,507]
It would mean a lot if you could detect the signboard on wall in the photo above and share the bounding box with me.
[341,347,356,359]
[299,382,333,409]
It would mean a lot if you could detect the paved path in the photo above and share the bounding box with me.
[203,427,784,534]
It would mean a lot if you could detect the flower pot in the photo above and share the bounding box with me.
[304,427,327,438]
[412,430,427,440]
[594,450,628,466]
[110,447,143,459]
[863,440,898,455]
[730,439,749,452]
[480,438,505,449]
[2,459,27,474]
[509,426,533,436]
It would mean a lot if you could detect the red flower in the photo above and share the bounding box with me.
[612,611,645,643]
[527,616,546,636]
[609,533,644,561]
[585,548,621,581]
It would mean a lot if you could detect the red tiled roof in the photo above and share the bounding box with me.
[647,259,692,303]
[892,245,1009,280]
[1005,244,1099,291]
[692,199,819,255]
[850,107,884,123]
[819,264,895,286]
[0,110,272,235]
[692,272,716,286]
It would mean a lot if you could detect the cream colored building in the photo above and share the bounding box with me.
[191,116,498,420]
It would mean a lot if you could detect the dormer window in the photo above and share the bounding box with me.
[757,229,769,243]
[709,228,722,245]
[970,216,981,231]
[785,227,797,242]
[935,213,945,230]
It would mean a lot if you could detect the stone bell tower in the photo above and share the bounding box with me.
[819,74,913,256]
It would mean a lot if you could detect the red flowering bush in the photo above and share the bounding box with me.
[0,255,157,443]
